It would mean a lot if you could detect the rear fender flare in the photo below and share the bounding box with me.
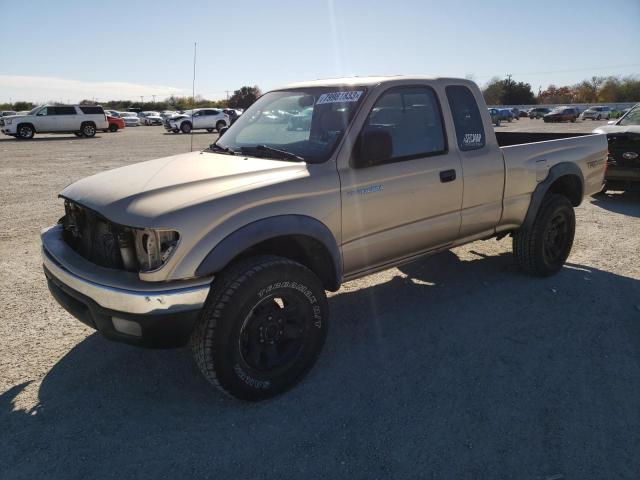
[522,162,584,230]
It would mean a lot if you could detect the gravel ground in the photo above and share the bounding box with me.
[1,121,639,479]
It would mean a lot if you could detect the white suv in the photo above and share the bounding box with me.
[164,108,228,134]
[582,106,611,120]
[0,105,108,139]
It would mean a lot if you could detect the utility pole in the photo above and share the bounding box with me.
[140,95,144,105]
[505,73,513,104]
[225,90,230,101]
[152,95,156,103]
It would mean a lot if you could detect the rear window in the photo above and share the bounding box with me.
[445,85,486,151]
[79,106,105,114]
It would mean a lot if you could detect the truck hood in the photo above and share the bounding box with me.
[592,125,640,135]
[60,151,309,226]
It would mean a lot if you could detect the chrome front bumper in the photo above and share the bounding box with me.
[41,225,211,315]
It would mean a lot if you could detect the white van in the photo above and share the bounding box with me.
[0,105,109,139]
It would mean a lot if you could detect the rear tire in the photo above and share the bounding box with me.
[513,194,575,277]
[191,255,329,401]
[109,123,118,132]
[180,122,192,134]
[81,122,96,137]
[216,121,226,132]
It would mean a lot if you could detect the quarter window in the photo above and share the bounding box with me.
[446,85,486,151]
[356,86,446,166]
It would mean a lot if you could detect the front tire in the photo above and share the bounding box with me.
[216,121,226,132]
[180,122,192,134]
[109,123,118,132]
[16,124,35,139]
[513,194,575,277]
[191,255,329,401]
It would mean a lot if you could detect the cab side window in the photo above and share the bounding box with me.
[353,86,446,168]
[446,85,486,151]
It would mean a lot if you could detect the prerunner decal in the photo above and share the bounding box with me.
[462,133,483,146]
[316,91,363,104]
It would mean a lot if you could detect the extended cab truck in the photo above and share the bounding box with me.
[41,77,607,401]
[1,105,108,139]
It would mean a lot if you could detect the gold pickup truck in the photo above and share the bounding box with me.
[41,76,607,400]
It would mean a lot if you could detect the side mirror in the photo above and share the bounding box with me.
[353,129,393,168]
[218,126,229,137]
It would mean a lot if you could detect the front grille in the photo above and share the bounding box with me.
[607,133,640,169]
[62,201,128,269]
[0,118,4,126]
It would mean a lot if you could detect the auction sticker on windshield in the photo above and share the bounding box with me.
[316,91,363,104]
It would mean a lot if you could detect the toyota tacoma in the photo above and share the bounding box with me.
[42,76,607,400]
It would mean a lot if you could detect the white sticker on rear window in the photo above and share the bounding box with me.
[316,91,363,104]
[462,133,483,146]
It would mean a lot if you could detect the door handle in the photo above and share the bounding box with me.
[439,169,456,183]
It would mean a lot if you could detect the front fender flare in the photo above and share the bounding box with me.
[194,215,342,288]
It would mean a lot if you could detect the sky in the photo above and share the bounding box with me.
[0,0,638,103]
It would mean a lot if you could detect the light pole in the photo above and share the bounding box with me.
[152,95,156,103]
[140,95,144,105]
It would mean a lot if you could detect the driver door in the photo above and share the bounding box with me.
[34,107,57,132]
[339,85,463,276]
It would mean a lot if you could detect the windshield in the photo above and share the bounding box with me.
[28,106,43,115]
[214,87,367,163]
[618,105,640,126]
[144,111,159,116]
[121,112,137,117]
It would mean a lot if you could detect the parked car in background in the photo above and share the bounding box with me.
[582,106,612,120]
[222,108,242,124]
[510,108,521,120]
[104,109,121,118]
[104,114,125,132]
[120,111,141,127]
[519,109,530,118]
[497,109,514,122]
[164,108,229,134]
[488,108,501,126]
[138,111,163,126]
[543,107,578,123]
[529,107,551,119]
[159,111,177,120]
[1,110,17,117]
[593,103,640,192]
[0,105,108,139]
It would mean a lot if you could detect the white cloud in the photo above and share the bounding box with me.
[0,75,189,103]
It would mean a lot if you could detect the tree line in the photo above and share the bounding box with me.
[2,76,638,112]
[482,75,639,106]
[0,86,263,112]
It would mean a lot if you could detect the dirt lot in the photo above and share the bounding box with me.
[1,121,639,479]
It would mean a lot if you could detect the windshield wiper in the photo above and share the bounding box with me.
[208,143,236,155]
[244,145,305,162]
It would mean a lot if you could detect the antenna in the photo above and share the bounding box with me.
[190,41,197,152]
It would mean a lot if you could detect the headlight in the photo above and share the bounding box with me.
[134,229,179,272]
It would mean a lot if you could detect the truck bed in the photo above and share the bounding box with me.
[495,131,588,147]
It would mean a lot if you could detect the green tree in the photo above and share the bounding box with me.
[228,86,262,109]
[482,77,536,105]
[11,101,35,111]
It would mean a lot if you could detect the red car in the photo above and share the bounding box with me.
[104,115,125,132]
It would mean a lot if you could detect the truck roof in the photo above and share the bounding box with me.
[281,75,476,89]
